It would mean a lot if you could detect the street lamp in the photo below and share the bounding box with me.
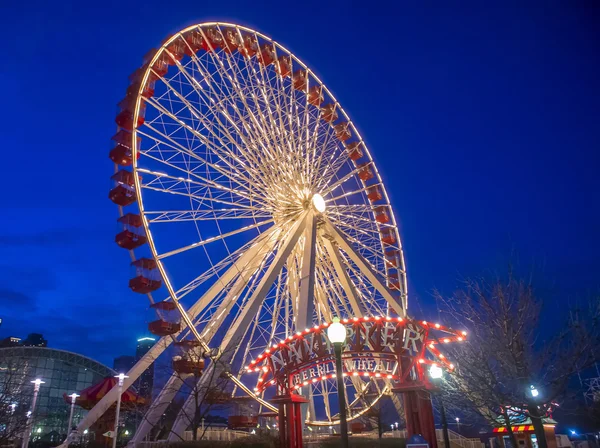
[455,417,461,434]
[530,385,539,398]
[428,365,451,448]
[67,393,80,435]
[327,318,349,448]
[113,373,129,448]
[22,379,45,448]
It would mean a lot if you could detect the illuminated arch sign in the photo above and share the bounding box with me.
[245,316,466,394]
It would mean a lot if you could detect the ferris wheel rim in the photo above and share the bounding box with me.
[121,21,407,426]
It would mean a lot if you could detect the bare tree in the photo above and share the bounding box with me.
[434,268,600,448]
[0,353,34,446]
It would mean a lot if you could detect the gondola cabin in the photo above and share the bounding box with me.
[381,228,396,245]
[366,185,382,202]
[308,85,324,106]
[109,130,140,166]
[321,103,338,123]
[292,70,307,92]
[115,214,147,250]
[357,163,374,182]
[148,301,181,336]
[202,27,223,51]
[375,206,390,224]
[258,44,275,66]
[109,170,137,206]
[334,122,351,141]
[276,55,292,78]
[129,258,162,294]
[346,141,364,161]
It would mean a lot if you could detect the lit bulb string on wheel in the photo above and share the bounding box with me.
[104,21,412,432]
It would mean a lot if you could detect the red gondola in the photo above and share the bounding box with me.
[109,130,140,166]
[166,38,186,62]
[388,272,401,290]
[321,103,338,123]
[375,206,389,224]
[258,44,275,66]
[357,163,374,182]
[184,30,203,56]
[292,70,307,92]
[128,67,156,98]
[115,97,146,131]
[109,170,137,206]
[366,185,382,202]
[115,214,147,250]
[381,228,396,245]
[276,55,292,78]
[222,29,240,54]
[241,33,258,57]
[334,122,351,141]
[172,356,205,375]
[385,249,401,268]
[308,85,323,106]
[202,27,223,52]
[148,300,181,336]
[129,258,162,294]
[345,141,364,161]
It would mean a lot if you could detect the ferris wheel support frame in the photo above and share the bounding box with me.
[60,229,280,447]
[130,232,276,443]
[323,220,406,316]
[168,215,309,438]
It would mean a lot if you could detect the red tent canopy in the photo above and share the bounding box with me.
[63,377,145,410]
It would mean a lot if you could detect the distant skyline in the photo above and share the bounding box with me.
[0,1,599,367]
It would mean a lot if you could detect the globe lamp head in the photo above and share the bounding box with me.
[327,319,346,344]
[429,364,443,379]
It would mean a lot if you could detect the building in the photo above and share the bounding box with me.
[0,336,22,347]
[0,346,115,436]
[23,333,48,347]
[114,355,136,373]
[135,337,156,399]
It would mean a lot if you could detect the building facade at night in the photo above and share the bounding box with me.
[0,346,115,437]
[135,337,155,399]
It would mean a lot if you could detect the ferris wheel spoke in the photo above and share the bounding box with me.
[138,119,259,195]
[167,56,279,190]
[320,237,365,316]
[137,167,271,210]
[143,96,264,189]
[136,139,267,211]
[327,182,384,203]
[157,219,274,260]
[323,219,405,316]
[145,208,271,223]
[183,44,285,189]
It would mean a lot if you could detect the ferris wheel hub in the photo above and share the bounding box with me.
[311,194,326,213]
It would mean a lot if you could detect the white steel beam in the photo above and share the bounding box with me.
[59,229,279,448]
[323,219,406,317]
[129,234,278,444]
[168,213,308,440]
[321,236,365,317]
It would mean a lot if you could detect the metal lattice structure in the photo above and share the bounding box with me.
[68,22,410,444]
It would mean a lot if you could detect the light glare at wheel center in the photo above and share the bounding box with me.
[312,194,326,213]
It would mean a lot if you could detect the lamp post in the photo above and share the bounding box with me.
[113,373,128,448]
[67,393,80,435]
[455,417,460,434]
[327,319,349,448]
[22,379,45,448]
[429,365,451,448]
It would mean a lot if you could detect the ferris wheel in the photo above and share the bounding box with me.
[102,22,408,439]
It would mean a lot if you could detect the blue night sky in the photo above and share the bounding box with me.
[0,1,598,367]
